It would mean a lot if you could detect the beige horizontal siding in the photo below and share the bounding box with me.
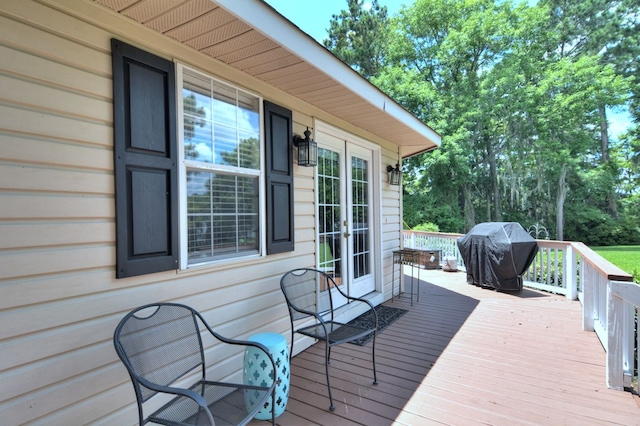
[0,164,113,194]
[0,246,115,281]
[0,194,114,219]
[0,73,111,123]
[0,43,111,99]
[0,8,112,75]
[1,133,113,171]
[0,1,405,425]
[0,221,115,250]
[0,104,112,145]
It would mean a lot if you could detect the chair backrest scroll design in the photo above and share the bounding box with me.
[113,304,206,404]
[280,269,337,322]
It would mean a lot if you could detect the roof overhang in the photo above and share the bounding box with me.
[92,0,441,158]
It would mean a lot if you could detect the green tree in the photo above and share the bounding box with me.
[382,0,522,230]
[323,0,389,78]
[526,55,629,239]
[541,0,640,215]
[324,0,639,244]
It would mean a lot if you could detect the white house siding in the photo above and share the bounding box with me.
[0,0,404,424]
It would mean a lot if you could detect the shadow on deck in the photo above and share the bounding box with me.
[266,269,640,426]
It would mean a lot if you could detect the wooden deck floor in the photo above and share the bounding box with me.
[261,269,640,426]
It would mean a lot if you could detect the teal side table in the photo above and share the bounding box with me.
[243,332,289,419]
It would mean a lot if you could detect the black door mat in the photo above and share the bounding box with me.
[346,305,408,346]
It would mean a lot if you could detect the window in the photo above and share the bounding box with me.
[179,66,262,266]
[113,40,294,277]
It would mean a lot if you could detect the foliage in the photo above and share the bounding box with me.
[323,0,389,78]
[324,0,640,244]
[564,204,640,246]
[412,222,440,232]
[402,188,466,232]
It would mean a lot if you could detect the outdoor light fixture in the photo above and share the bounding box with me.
[292,127,318,167]
[387,163,401,185]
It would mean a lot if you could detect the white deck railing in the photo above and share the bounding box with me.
[608,281,640,394]
[403,230,637,393]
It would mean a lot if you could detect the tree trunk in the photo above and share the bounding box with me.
[486,137,502,221]
[463,184,475,231]
[599,105,609,162]
[556,164,567,241]
[486,196,491,222]
[599,105,618,216]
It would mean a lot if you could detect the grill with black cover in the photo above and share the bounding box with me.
[457,222,538,291]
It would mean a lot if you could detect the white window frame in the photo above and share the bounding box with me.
[176,64,266,269]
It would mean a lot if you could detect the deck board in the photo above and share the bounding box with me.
[254,270,640,425]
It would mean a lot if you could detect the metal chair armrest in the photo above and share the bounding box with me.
[196,312,277,390]
[136,376,208,407]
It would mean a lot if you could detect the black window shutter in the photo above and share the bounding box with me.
[111,39,178,278]
[264,101,294,254]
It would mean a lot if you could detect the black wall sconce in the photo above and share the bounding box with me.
[292,127,318,167]
[387,163,401,185]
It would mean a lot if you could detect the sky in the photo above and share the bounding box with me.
[265,0,632,138]
[265,0,405,42]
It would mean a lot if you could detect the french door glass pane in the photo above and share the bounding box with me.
[351,156,370,279]
[318,148,341,278]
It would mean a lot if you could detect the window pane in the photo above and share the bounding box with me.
[183,72,212,118]
[186,171,258,264]
[184,121,213,162]
[212,80,237,128]
[183,72,213,163]
[214,125,238,166]
[186,172,212,261]
[183,90,211,141]
[188,215,213,261]
[318,148,341,277]
[351,156,370,278]
[238,91,260,133]
[237,177,258,213]
[211,174,237,214]
[186,171,210,211]
[239,132,260,169]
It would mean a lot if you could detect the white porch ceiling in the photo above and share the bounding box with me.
[92,0,441,158]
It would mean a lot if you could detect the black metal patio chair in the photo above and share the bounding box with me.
[280,268,378,411]
[113,303,276,426]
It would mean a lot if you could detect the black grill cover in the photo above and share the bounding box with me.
[457,222,538,291]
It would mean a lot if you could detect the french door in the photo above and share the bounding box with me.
[317,131,376,298]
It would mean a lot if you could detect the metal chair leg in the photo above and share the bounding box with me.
[289,323,295,363]
[325,341,335,411]
[372,331,378,385]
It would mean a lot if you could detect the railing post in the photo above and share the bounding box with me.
[607,282,624,390]
[564,244,577,300]
[607,281,640,391]
[582,262,595,332]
